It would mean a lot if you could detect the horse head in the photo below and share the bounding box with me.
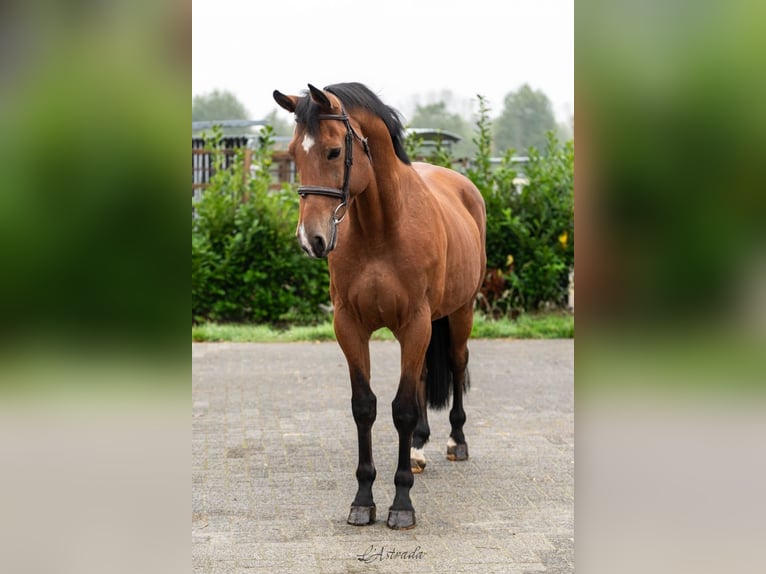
[273,84,373,258]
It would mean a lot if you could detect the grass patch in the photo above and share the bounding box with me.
[192,311,573,343]
[471,311,574,339]
[192,322,335,343]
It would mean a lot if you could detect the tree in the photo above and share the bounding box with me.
[494,84,558,155]
[192,89,250,122]
[192,90,251,135]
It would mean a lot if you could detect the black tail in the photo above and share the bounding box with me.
[425,317,453,410]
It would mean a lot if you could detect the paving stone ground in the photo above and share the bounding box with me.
[192,339,573,573]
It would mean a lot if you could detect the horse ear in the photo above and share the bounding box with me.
[273,90,298,113]
[307,84,333,111]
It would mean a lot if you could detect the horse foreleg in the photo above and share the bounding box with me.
[389,380,419,529]
[335,313,376,526]
[348,369,377,525]
[388,312,431,529]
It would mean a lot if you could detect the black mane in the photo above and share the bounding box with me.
[294,82,411,165]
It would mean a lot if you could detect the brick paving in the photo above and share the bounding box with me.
[192,339,573,573]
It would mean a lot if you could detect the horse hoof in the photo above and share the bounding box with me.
[347,505,376,526]
[387,508,416,530]
[447,442,469,461]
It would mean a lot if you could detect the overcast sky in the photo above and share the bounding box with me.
[192,0,573,123]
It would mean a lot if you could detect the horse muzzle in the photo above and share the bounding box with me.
[297,218,339,259]
[297,201,347,258]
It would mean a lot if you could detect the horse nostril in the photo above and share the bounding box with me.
[311,235,326,256]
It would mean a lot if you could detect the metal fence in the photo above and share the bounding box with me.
[192,120,297,199]
[192,135,251,201]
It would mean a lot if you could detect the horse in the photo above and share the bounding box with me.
[273,82,486,529]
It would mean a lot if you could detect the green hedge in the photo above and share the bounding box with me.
[192,127,330,325]
[464,97,574,315]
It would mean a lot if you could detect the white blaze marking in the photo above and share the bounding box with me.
[302,134,315,153]
[410,447,426,463]
[447,437,457,448]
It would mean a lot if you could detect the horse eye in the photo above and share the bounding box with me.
[327,147,342,160]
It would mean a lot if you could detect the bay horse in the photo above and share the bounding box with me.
[273,83,486,529]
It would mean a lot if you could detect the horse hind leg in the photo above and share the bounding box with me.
[446,305,473,462]
[410,364,430,474]
[447,373,469,461]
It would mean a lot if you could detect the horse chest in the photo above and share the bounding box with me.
[333,261,426,327]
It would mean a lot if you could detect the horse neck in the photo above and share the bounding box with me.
[348,114,410,239]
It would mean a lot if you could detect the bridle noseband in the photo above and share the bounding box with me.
[297,109,370,232]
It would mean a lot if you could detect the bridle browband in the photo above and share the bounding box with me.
[297,108,371,229]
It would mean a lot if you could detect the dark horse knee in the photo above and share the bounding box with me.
[351,390,377,425]
[391,394,418,434]
[351,369,376,419]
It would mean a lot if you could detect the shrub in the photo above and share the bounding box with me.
[191,127,330,324]
[508,135,574,310]
[467,97,574,314]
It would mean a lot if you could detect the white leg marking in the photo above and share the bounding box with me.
[447,436,458,448]
[301,134,315,153]
[410,447,426,464]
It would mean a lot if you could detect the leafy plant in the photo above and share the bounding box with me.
[403,130,424,161]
